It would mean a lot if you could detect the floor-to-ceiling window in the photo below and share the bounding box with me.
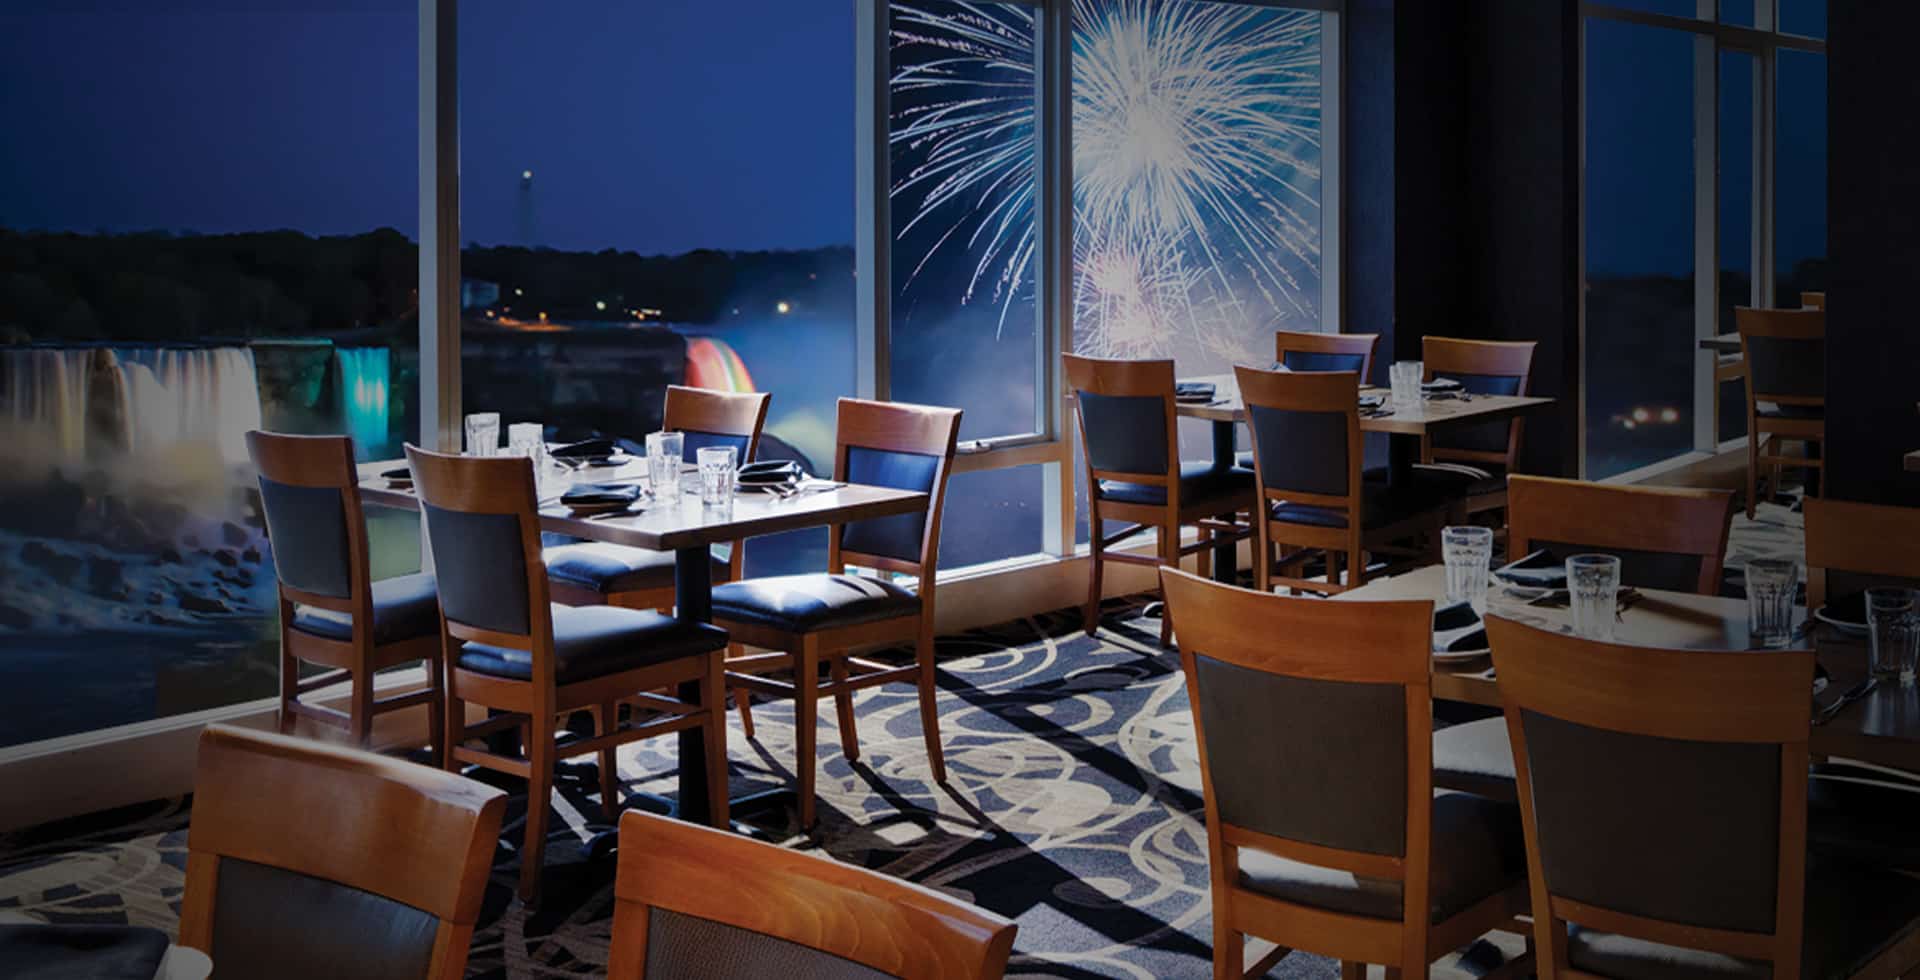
[0,3,420,750]
[1581,0,1826,480]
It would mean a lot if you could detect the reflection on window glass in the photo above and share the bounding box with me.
[1717,49,1754,444]
[459,2,856,577]
[1592,0,1701,19]
[1776,49,1827,301]
[0,4,420,747]
[1584,18,1695,478]
[1072,0,1323,371]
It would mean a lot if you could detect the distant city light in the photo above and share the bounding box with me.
[514,287,524,296]
[1631,407,1651,424]
[538,312,548,322]
[521,170,533,180]
[1622,419,1638,430]
[1659,407,1680,424]
[595,300,607,311]
[776,301,792,315]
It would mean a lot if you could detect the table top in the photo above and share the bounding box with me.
[1341,564,1920,769]
[1175,373,1553,436]
[1699,332,1742,354]
[358,458,929,552]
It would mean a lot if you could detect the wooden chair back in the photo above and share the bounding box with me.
[246,431,373,628]
[829,398,963,588]
[1735,307,1826,411]
[1063,355,1180,509]
[1275,329,1381,379]
[179,724,507,980]
[1420,337,1537,468]
[1235,366,1364,523]
[1161,567,1438,966]
[1507,476,1734,595]
[606,810,1015,980]
[1800,291,1825,310]
[1804,498,1920,608]
[666,385,771,577]
[404,444,557,679]
[1486,616,1814,980]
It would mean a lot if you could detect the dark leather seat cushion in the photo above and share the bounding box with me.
[1238,791,1524,924]
[1808,763,1920,871]
[710,573,920,634]
[1432,716,1517,802]
[1758,402,1824,420]
[1099,461,1255,510]
[1365,462,1508,499]
[290,572,439,645]
[544,542,728,596]
[1268,482,1442,531]
[0,923,172,980]
[1567,860,1920,980]
[457,604,728,684]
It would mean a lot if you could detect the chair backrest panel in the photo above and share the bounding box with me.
[1422,338,1537,462]
[608,811,1016,980]
[1275,330,1381,381]
[1193,655,1409,856]
[831,398,962,576]
[1804,498,1920,607]
[665,385,770,463]
[1235,366,1362,511]
[839,446,943,565]
[209,859,441,980]
[1736,308,1826,402]
[247,431,367,608]
[1064,356,1177,483]
[1508,476,1734,596]
[406,444,552,649]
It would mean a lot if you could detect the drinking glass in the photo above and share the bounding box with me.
[698,445,738,507]
[507,422,544,462]
[1566,554,1621,642]
[1744,558,1799,649]
[646,431,684,500]
[1389,361,1424,409]
[1867,588,1919,685]
[1442,525,1494,613]
[463,412,500,457]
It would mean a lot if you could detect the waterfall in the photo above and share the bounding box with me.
[0,348,128,464]
[0,346,263,467]
[114,347,263,465]
[333,347,390,459]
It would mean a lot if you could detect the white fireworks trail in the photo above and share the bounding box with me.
[888,0,1323,361]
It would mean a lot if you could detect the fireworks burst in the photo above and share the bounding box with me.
[888,0,1323,361]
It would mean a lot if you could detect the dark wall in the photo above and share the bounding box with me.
[1343,0,1396,388]
[1391,0,1470,363]
[1826,4,1920,504]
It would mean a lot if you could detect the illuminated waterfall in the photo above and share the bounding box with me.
[0,346,262,466]
[333,347,390,459]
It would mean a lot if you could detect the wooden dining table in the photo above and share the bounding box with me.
[1341,564,1920,771]
[357,456,931,822]
[1176,372,1554,581]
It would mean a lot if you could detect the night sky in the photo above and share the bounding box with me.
[0,2,1823,273]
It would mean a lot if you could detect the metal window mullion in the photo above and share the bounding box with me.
[1038,0,1074,557]
[1757,45,1775,307]
[419,0,460,456]
[856,0,890,403]
[1692,30,1717,455]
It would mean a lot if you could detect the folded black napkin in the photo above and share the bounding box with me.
[1421,377,1463,391]
[1432,600,1488,654]
[0,923,172,980]
[380,466,410,481]
[1494,548,1564,589]
[551,438,617,462]
[1174,381,1216,402]
[560,483,641,506]
[737,459,804,486]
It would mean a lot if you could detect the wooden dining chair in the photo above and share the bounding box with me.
[1236,365,1443,596]
[1066,355,1256,642]
[1804,498,1920,610]
[716,398,961,832]
[247,431,443,756]
[1487,616,1920,980]
[1406,337,1538,525]
[405,444,732,903]
[605,809,1016,979]
[545,385,770,610]
[179,724,507,980]
[1160,568,1530,980]
[1275,329,1381,376]
[1737,307,1826,518]
[1801,291,1826,310]
[1433,475,1736,804]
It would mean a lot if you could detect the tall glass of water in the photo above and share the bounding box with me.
[1744,558,1799,649]
[1567,554,1621,642]
[1867,588,1919,685]
[1389,362,1423,410]
[1442,525,1494,613]
[646,431,684,500]
[464,412,500,457]
[507,422,544,462]
[697,445,737,507]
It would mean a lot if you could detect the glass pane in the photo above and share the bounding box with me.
[888,1,1041,443]
[1071,0,1323,369]
[0,4,419,748]
[1717,49,1754,444]
[1719,0,1756,28]
[1776,49,1828,301]
[1584,18,1696,478]
[459,2,856,577]
[940,466,1046,570]
[1591,0,1702,19]
[1780,0,1827,39]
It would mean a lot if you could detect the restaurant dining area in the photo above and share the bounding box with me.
[4,1,1920,978]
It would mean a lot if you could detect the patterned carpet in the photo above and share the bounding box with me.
[0,494,1804,978]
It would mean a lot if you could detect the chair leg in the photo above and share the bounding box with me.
[1196,524,1213,581]
[794,640,821,831]
[1253,526,1272,594]
[917,620,947,785]
[1341,962,1366,980]
[1213,921,1239,980]
[442,691,464,773]
[1747,432,1761,519]
[519,726,555,905]
[830,658,859,762]
[1158,522,1178,648]
[700,650,731,830]
[728,643,754,738]
[349,669,374,749]
[593,701,620,822]
[425,655,446,770]
[1084,519,1105,637]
